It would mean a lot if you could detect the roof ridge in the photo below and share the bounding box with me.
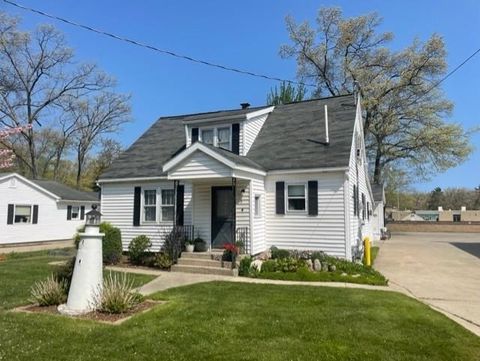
[158,105,269,120]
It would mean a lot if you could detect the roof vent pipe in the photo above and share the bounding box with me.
[324,104,329,145]
[240,102,250,109]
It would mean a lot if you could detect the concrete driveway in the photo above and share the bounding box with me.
[375,232,480,336]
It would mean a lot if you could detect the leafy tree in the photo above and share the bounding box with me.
[0,12,128,180]
[280,8,473,184]
[267,81,306,105]
[426,187,444,210]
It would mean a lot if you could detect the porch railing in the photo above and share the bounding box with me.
[177,225,195,242]
[235,227,250,254]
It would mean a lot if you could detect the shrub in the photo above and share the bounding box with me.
[154,253,173,270]
[270,246,290,260]
[128,235,152,265]
[30,275,67,306]
[259,257,306,273]
[162,228,184,263]
[94,272,143,314]
[73,222,123,265]
[100,222,123,265]
[194,238,207,252]
[53,257,76,290]
[238,256,252,276]
[261,260,277,273]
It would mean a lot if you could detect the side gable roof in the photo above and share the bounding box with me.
[99,94,357,181]
[246,95,356,171]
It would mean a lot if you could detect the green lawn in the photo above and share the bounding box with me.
[0,249,155,310]
[0,252,479,360]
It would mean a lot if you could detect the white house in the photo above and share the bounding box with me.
[99,94,375,260]
[371,184,385,242]
[0,173,98,245]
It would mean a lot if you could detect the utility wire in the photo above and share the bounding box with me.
[2,0,479,94]
[1,0,315,87]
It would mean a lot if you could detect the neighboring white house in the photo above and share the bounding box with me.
[98,94,375,260]
[0,173,98,245]
[371,184,385,242]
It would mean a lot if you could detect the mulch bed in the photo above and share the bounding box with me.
[13,300,165,325]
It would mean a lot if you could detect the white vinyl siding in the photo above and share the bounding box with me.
[0,176,93,245]
[243,113,268,156]
[169,151,232,179]
[265,172,346,258]
[250,177,266,254]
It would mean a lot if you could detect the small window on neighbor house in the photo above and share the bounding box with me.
[71,206,80,220]
[201,129,214,146]
[143,190,157,222]
[287,184,306,211]
[254,195,261,217]
[453,214,461,222]
[161,189,174,222]
[361,193,366,220]
[14,205,32,223]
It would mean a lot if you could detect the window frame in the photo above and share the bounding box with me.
[70,205,80,220]
[199,125,232,151]
[14,204,32,224]
[254,194,262,218]
[140,187,176,224]
[160,189,175,222]
[142,189,158,223]
[286,183,307,213]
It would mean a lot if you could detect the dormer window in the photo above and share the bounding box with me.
[200,126,231,151]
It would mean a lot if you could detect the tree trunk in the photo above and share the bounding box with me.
[373,146,382,185]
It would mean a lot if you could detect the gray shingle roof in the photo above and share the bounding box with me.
[372,184,385,202]
[247,95,356,170]
[200,143,265,170]
[31,180,99,202]
[100,95,357,180]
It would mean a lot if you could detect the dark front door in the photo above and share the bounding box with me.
[211,186,234,248]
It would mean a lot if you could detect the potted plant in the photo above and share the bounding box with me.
[185,239,195,253]
[194,237,207,252]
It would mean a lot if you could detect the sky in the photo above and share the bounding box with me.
[1,0,479,191]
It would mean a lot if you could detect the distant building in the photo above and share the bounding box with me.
[389,207,480,223]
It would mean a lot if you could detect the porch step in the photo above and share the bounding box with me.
[171,264,235,276]
[177,258,232,268]
[180,252,223,261]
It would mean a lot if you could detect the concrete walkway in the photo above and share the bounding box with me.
[375,232,480,337]
[0,240,74,254]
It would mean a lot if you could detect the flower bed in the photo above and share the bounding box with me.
[239,247,388,286]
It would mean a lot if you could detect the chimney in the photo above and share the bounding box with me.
[324,104,329,145]
[240,102,250,109]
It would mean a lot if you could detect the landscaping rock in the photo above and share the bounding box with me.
[306,259,313,271]
[352,274,361,278]
[251,260,263,272]
[257,250,271,261]
[313,259,321,271]
[328,264,337,272]
[341,272,348,277]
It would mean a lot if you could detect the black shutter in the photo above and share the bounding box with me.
[232,123,240,154]
[80,206,85,220]
[7,204,14,224]
[32,205,38,224]
[308,181,318,216]
[275,181,285,215]
[133,186,141,226]
[191,128,199,143]
[176,185,184,226]
[67,205,72,220]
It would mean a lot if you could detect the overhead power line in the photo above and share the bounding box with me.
[1,0,315,87]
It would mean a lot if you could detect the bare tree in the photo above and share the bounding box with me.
[70,92,130,186]
[280,8,473,184]
[0,13,113,178]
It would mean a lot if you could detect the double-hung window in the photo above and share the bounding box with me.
[143,190,157,222]
[200,126,231,150]
[201,129,214,146]
[71,206,80,220]
[14,205,32,223]
[161,189,174,221]
[287,184,306,212]
[217,127,231,150]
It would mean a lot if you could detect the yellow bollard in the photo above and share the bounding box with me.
[363,237,371,266]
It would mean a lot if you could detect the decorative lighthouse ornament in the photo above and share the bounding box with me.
[58,204,104,315]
